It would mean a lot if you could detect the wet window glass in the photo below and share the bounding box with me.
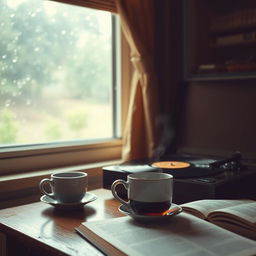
[0,0,114,145]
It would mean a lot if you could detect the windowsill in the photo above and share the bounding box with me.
[0,159,121,210]
[0,139,122,175]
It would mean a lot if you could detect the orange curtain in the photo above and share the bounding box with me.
[116,0,160,161]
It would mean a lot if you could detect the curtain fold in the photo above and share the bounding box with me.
[49,0,117,13]
[116,0,160,161]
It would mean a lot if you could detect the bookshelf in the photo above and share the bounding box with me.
[184,0,256,81]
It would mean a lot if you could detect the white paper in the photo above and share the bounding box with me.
[83,213,256,256]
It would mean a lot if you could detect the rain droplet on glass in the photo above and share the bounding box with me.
[5,100,11,107]
[17,82,23,89]
[30,12,36,17]
[1,79,6,85]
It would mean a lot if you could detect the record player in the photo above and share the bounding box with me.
[103,152,256,204]
[103,81,256,203]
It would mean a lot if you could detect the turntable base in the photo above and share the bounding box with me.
[102,156,256,204]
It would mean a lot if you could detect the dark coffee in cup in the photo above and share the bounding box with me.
[130,200,171,214]
[111,172,173,214]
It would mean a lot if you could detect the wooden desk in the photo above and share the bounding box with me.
[0,189,123,256]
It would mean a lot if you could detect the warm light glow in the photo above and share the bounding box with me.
[143,207,180,216]
[152,161,191,169]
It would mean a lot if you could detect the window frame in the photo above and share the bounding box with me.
[0,7,131,176]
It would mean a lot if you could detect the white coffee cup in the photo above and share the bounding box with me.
[111,172,173,214]
[39,172,88,203]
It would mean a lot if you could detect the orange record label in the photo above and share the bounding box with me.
[152,161,191,169]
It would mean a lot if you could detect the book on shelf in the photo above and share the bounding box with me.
[181,199,256,240]
[211,31,256,47]
[76,211,256,256]
[197,63,225,73]
[197,62,256,74]
[210,8,256,33]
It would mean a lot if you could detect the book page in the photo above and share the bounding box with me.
[181,200,254,219]
[209,220,256,241]
[78,213,256,256]
[209,202,256,224]
[207,202,256,240]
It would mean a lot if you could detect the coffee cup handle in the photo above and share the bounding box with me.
[111,179,129,207]
[39,178,55,199]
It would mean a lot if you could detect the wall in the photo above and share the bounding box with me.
[176,80,256,159]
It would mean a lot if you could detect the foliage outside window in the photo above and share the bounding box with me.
[0,0,116,146]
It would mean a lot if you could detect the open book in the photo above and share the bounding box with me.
[76,213,256,256]
[181,199,256,240]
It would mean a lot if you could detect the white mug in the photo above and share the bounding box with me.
[111,172,173,214]
[39,172,88,203]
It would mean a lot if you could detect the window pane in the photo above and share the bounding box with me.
[0,0,114,146]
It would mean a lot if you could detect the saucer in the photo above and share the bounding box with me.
[118,203,182,222]
[40,192,97,210]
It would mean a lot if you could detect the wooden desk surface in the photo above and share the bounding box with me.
[0,189,123,256]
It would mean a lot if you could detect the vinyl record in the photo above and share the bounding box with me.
[152,161,191,169]
[151,160,223,178]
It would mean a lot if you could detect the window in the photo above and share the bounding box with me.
[0,0,126,175]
